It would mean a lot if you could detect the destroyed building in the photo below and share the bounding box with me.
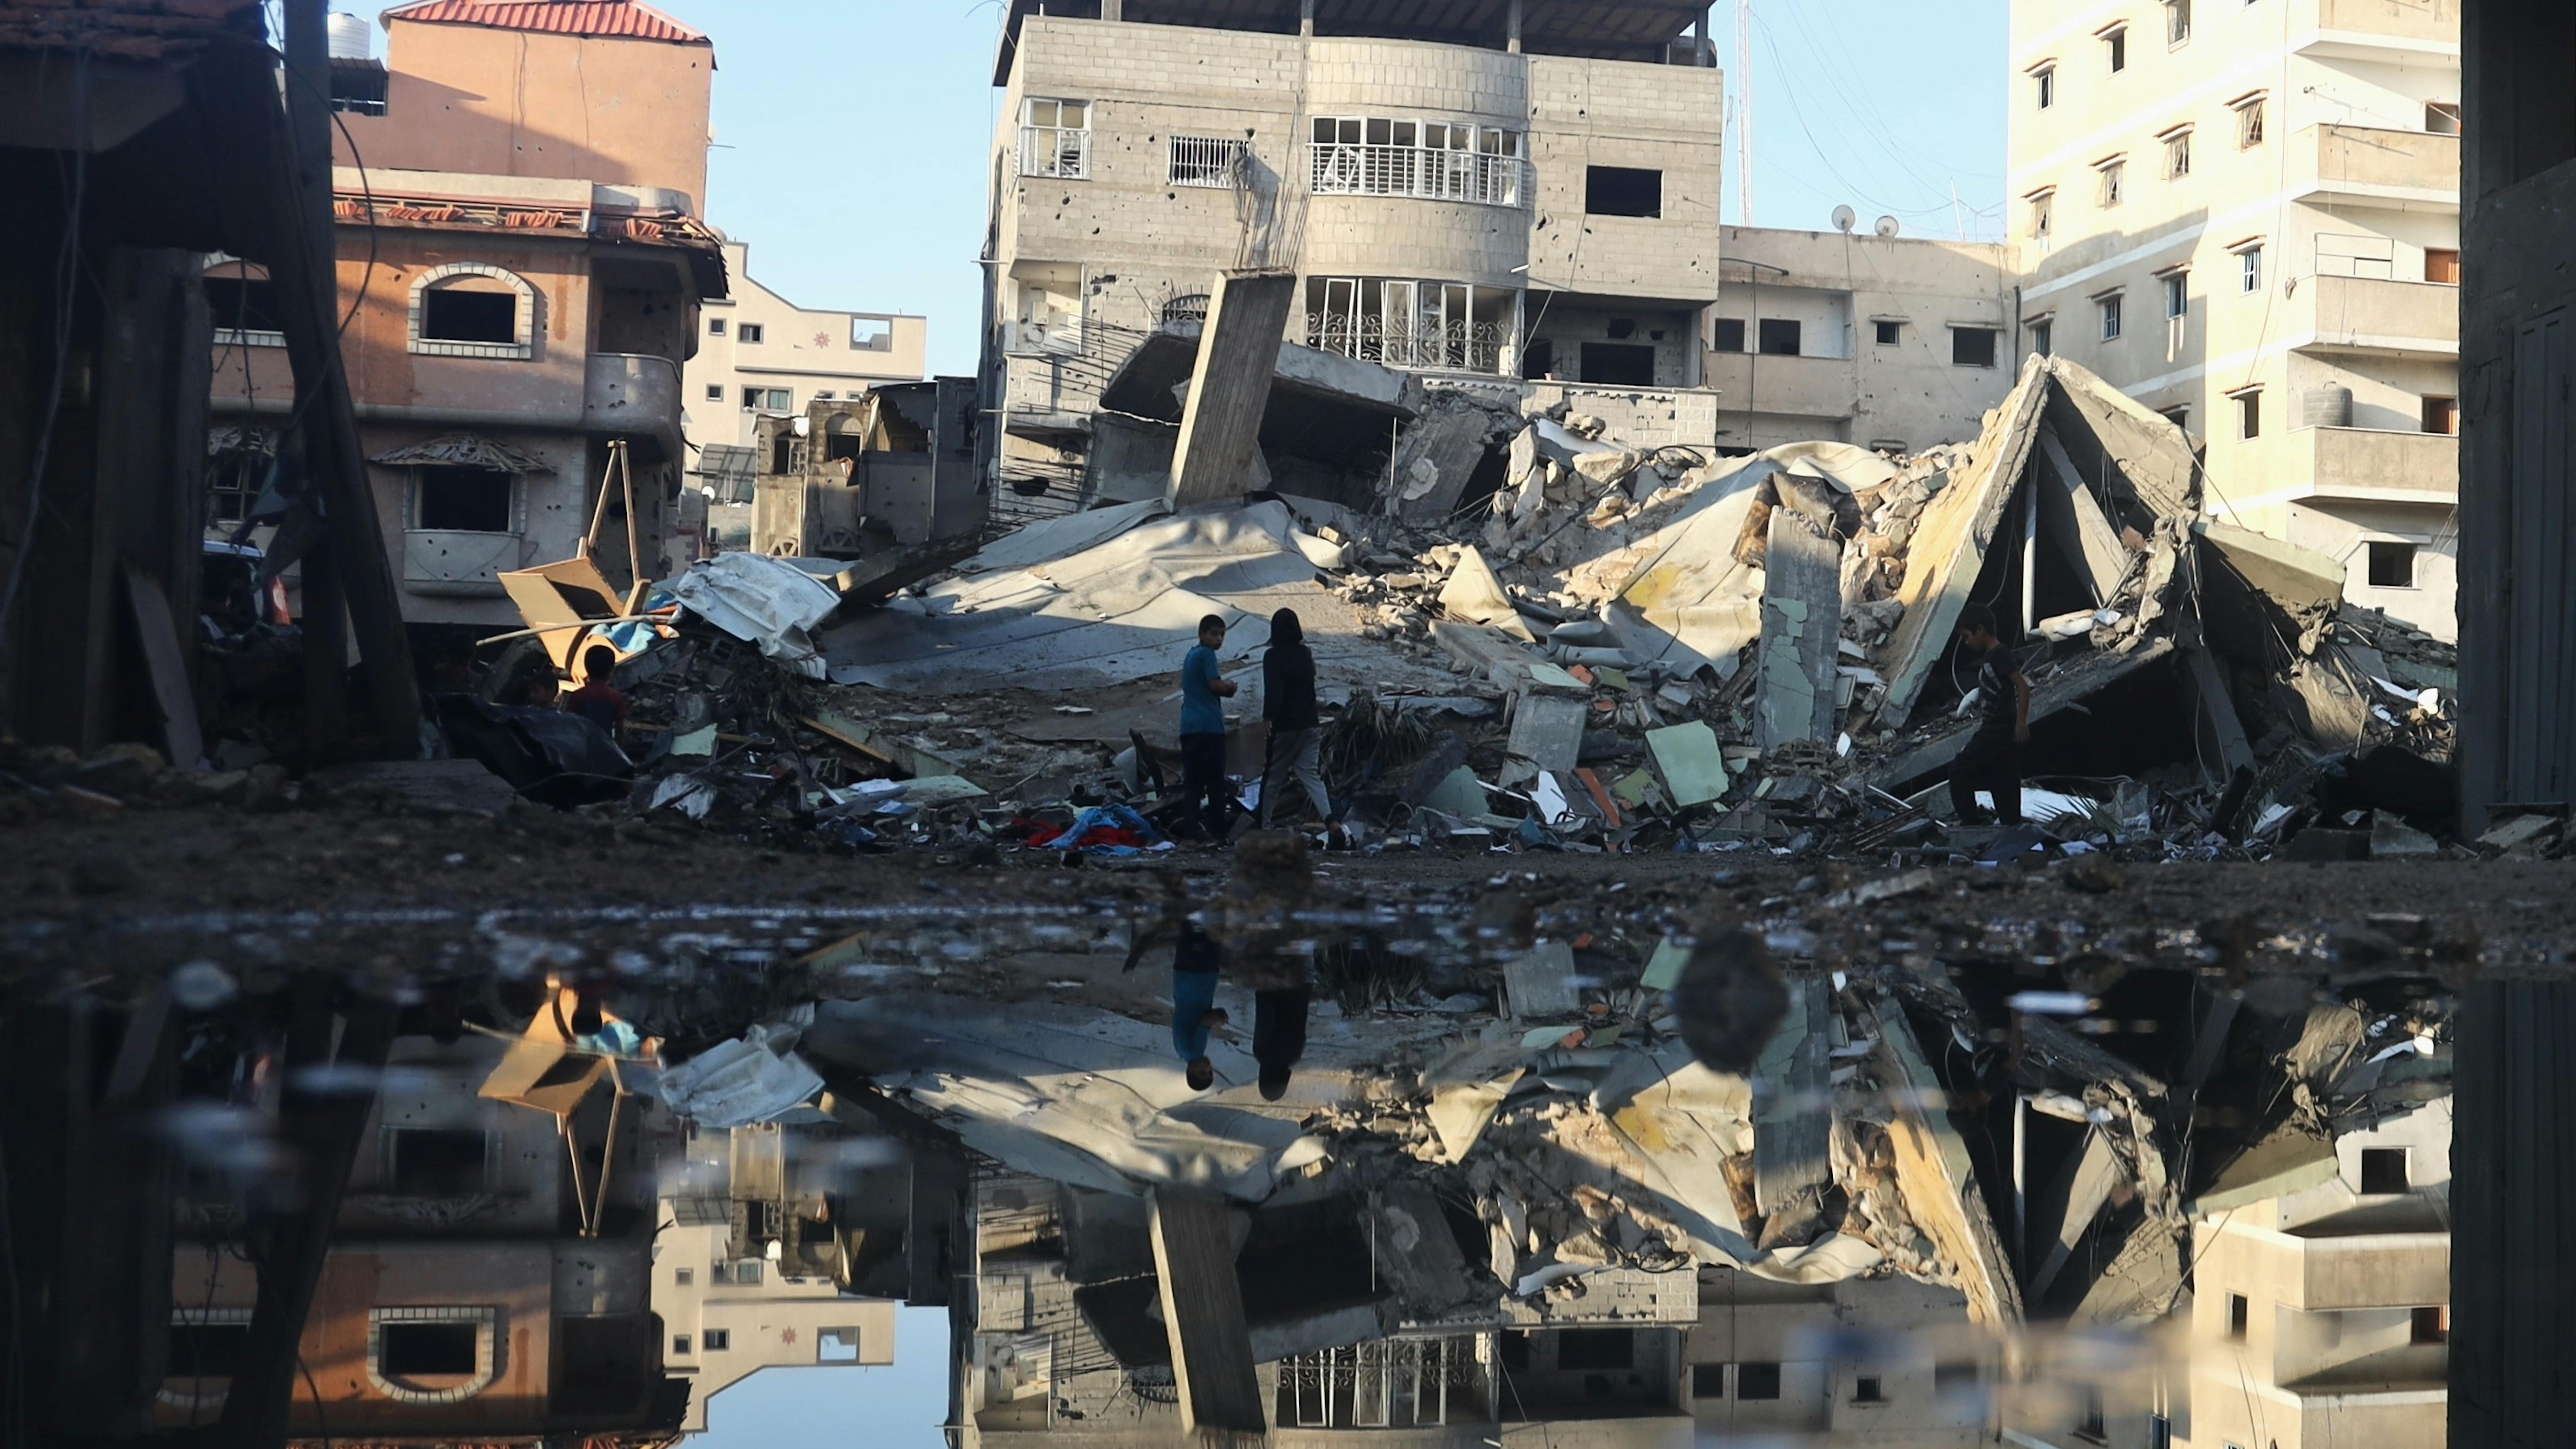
[2007,0,2463,641]
[684,239,928,451]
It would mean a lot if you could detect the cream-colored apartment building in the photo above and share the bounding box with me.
[1710,224,2020,455]
[682,240,928,451]
[2007,0,2462,639]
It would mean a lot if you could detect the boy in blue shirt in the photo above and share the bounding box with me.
[1178,613,1239,842]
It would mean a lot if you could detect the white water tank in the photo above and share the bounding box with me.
[327,13,371,60]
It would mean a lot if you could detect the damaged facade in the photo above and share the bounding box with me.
[2008,0,2463,641]
[682,239,928,453]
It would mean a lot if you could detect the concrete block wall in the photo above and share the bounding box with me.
[1527,55,1726,300]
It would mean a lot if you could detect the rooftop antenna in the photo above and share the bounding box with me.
[1734,0,1754,226]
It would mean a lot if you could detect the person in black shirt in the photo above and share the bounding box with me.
[1256,608,1332,828]
[1948,603,2030,826]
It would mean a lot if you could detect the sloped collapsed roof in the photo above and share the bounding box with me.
[380,0,709,46]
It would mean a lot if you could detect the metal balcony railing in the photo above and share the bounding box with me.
[1306,313,1510,375]
[1308,142,1528,208]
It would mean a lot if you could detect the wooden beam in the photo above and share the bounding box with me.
[1149,1190,1267,1443]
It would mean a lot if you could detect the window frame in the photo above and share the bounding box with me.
[366,1307,500,1405]
[1874,318,1904,347]
[708,315,727,336]
[2235,240,2266,293]
[2096,155,2127,208]
[736,321,765,344]
[2096,290,2126,341]
[2366,540,2420,589]
[1951,325,1999,368]
[407,263,536,360]
[409,465,520,536]
[203,258,288,348]
[2232,385,2263,440]
[2165,0,2192,47]
[1020,97,1093,179]
[1168,134,1251,189]
[2030,315,2055,356]
[2161,125,2193,180]
[2028,186,2057,242]
[2100,23,2129,72]
[2233,92,2268,148]
[850,314,897,350]
[2032,61,2058,110]
[2159,267,2191,320]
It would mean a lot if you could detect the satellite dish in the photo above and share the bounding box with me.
[1831,205,1857,233]
[1874,215,1901,239]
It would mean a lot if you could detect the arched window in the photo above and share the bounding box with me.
[408,263,537,360]
[366,1306,500,1404]
[203,256,285,347]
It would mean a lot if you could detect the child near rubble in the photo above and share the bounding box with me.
[1256,608,1333,831]
[1171,921,1227,1091]
[1950,603,2031,826]
[558,644,628,733]
[1178,613,1239,844]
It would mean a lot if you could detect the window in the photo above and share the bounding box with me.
[2077,1385,2108,1439]
[2035,63,2057,109]
[737,322,765,344]
[2411,1305,2449,1344]
[1581,343,1658,385]
[2031,317,2054,356]
[1855,1375,1886,1404]
[1952,326,1999,367]
[741,387,791,411]
[703,1329,731,1351]
[2239,243,2265,292]
[675,1268,694,1285]
[1306,275,1517,373]
[851,315,894,350]
[2160,405,2190,431]
[2234,388,2262,439]
[1554,1329,1634,1370]
[2361,1145,2412,1189]
[2426,248,2461,285]
[1714,317,1746,352]
[367,1307,498,1405]
[381,1323,478,1377]
[169,1318,251,1380]
[2166,0,2191,45]
[1585,165,1664,217]
[2425,101,2462,136]
[2029,188,2057,242]
[1019,98,1091,179]
[414,467,514,534]
[2097,156,2126,207]
[733,1261,763,1284]
[2103,24,2128,71]
[2163,270,2190,319]
[1758,318,1803,356]
[2235,93,2268,148]
[704,383,724,401]
[1309,116,1527,207]
[1168,134,1250,188]
[2098,291,2124,341]
[672,1335,693,1355]
[1875,319,1903,345]
[422,290,515,344]
[819,1327,865,1363]
[406,266,534,359]
[1691,1363,1726,1398]
[1735,1362,1782,1400]
[2226,1293,2250,1341]
[386,1127,489,1195]
[2163,127,2192,180]
[205,273,285,343]
[330,58,388,116]
[708,316,726,336]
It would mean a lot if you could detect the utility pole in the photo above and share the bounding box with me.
[1735,0,1754,226]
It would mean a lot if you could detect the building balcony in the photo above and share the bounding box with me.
[2224,1224,2452,1311]
[402,529,522,597]
[2290,124,2460,212]
[2294,0,2462,59]
[2247,426,2459,507]
[2286,274,2459,357]
[1307,144,1529,209]
[1703,348,1857,418]
[583,352,684,463]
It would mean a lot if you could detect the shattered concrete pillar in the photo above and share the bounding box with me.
[2025,1125,2122,1301]
[1169,269,1299,511]
[1755,509,1843,751]
[1753,978,1831,1215]
[1148,1189,1267,1443]
[2036,429,2133,606]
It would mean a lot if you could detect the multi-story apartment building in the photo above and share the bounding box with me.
[1710,224,2021,455]
[683,240,929,451]
[980,0,1727,505]
[2007,0,2462,639]
[206,0,725,635]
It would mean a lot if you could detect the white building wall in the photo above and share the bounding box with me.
[682,240,927,450]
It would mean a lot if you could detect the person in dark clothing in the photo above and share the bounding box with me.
[559,644,628,732]
[1170,921,1228,1091]
[1178,613,1240,843]
[1947,603,2030,825]
[1252,986,1310,1101]
[1257,608,1332,828]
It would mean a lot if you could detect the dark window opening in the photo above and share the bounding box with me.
[737,322,765,344]
[2425,101,2462,136]
[2105,27,2127,71]
[2160,406,2190,432]
[1580,343,1657,386]
[1606,317,1637,339]
[1554,1329,1635,1371]
[2235,390,2262,440]
[421,288,518,345]
[708,316,726,335]
[1874,319,1903,346]
[414,468,514,534]
[1757,318,1802,356]
[673,1334,692,1354]
[1952,326,1999,367]
[1713,318,1746,352]
[169,1322,251,1379]
[2032,319,2054,356]
[2412,1305,2449,1343]
[379,1322,479,1377]
[2077,1385,2107,1438]
[388,1127,490,1195]
[2423,395,2458,434]
[1585,165,1663,217]
[1855,1375,1886,1403]
[206,276,284,335]
[2361,1146,2412,1189]
[1691,1363,1725,1398]
[1736,1362,1782,1399]
[703,1328,732,1351]
[329,58,387,116]
[1521,337,1556,378]
[2226,1293,2250,1341]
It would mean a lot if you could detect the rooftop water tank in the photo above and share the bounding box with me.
[327,13,370,60]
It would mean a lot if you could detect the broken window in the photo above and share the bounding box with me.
[2426,248,2461,285]
[2029,188,2056,242]
[851,315,894,350]
[1585,165,1663,217]
[2425,101,2462,136]
[2226,1293,2250,1340]
[2361,1145,2413,1186]
[1691,1363,1725,1398]
[1168,135,1250,188]
[2162,127,2192,180]
[1305,276,1516,373]
[2412,1305,2449,1343]
[2160,404,2190,432]
[1952,326,1998,367]
[2165,0,2190,45]
[1308,116,1525,207]
[1714,317,1746,352]
[2234,387,2262,440]
[818,1326,864,1363]
[205,273,284,342]
[413,467,514,534]
[421,288,517,345]
[1854,1375,1886,1403]
[1581,343,1657,385]
[1020,98,1091,179]
[379,1321,479,1377]
[2097,292,2124,341]
[2097,157,2126,208]
[2424,395,2459,433]
[737,322,765,344]
[703,1328,731,1351]
[2235,93,2267,148]
[2239,243,2265,293]
[2034,63,2057,109]
[2102,24,2127,72]
[1735,1362,1782,1399]
[1757,318,1802,356]
[1875,319,1903,346]
[1553,1329,1633,1370]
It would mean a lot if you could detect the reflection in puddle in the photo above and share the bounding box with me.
[7,855,2459,1448]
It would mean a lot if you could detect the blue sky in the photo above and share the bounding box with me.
[670,0,2006,376]
[689,1305,952,1447]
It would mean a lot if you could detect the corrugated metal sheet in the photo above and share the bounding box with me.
[381,0,708,44]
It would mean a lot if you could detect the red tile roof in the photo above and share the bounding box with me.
[380,1,708,45]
